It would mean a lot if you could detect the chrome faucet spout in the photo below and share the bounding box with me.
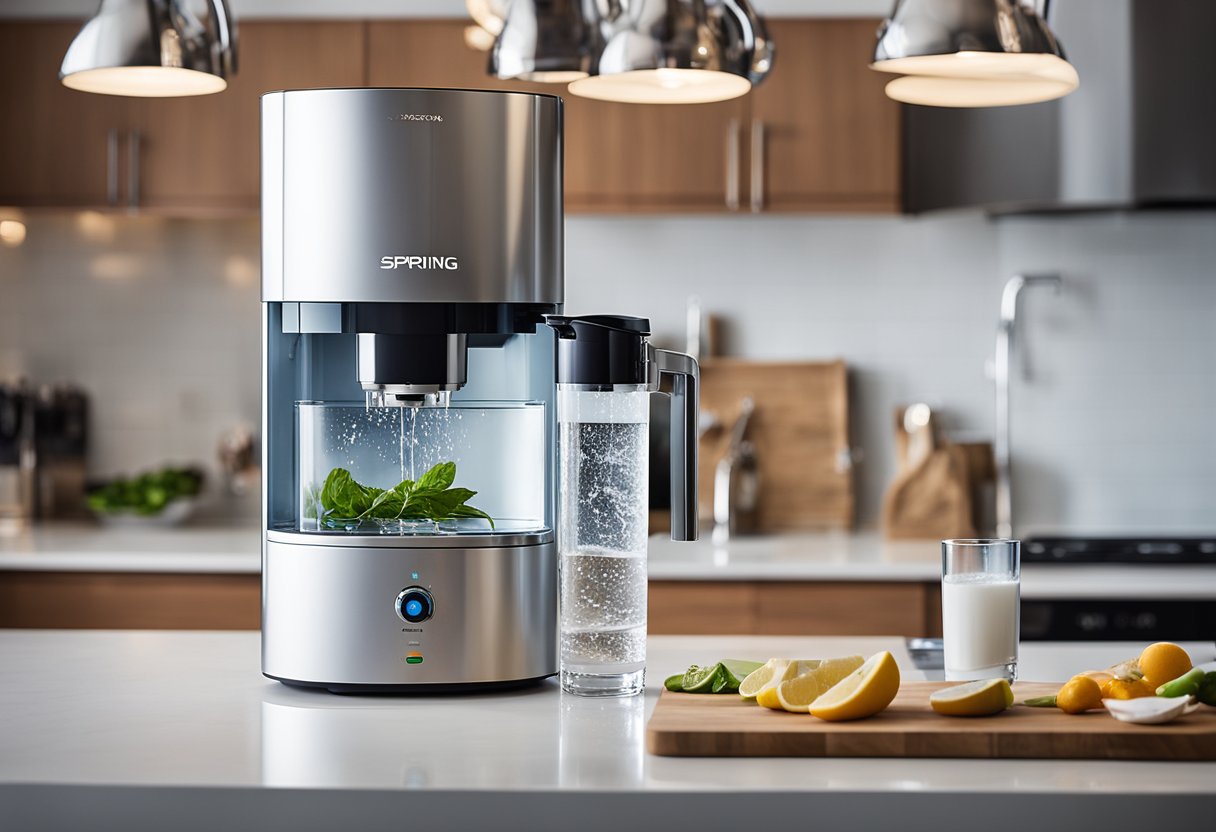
[994,272,1062,539]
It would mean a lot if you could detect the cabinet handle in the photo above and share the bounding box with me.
[750,120,766,213]
[106,129,120,206]
[725,118,741,212]
[127,130,141,209]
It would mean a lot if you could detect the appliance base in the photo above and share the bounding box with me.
[265,671,554,695]
[262,536,557,690]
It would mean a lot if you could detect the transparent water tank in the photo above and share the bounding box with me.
[296,401,547,535]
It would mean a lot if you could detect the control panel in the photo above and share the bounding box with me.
[395,586,435,624]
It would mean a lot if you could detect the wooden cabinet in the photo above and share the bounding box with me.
[0,571,261,630]
[650,581,941,637]
[1,17,899,214]
[133,21,366,213]
[749,19,901,212]
[0,22,134,207]
[0,571,942,635]
[0,20,365,212]
[366,19,896,214]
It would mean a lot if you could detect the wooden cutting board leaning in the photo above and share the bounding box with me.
[697,359,852,531]
[647,681,1216,760]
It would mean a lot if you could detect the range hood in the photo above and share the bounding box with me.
[903,0,1216,214]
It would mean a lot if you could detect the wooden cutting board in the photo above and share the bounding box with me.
[647,681,1216,760]
[698,359,851,531]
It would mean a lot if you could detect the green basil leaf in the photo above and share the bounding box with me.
[415,461,456,492]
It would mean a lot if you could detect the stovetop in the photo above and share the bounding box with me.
[1023,537,1216,565]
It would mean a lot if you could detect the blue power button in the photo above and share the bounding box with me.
[395,587,434,624]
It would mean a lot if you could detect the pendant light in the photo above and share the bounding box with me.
[491,0,592,83]
[567,0,774,104]
[871,0,1078,107]
[60,0,236,98]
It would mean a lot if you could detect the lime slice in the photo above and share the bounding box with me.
[929,678,1013,717]
[719,659,765,691]
[663,674,685,692]
[682,663,723,693]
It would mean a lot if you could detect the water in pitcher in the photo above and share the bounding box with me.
[558,392,650,697]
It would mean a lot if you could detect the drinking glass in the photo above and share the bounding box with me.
[941,539,1020,681]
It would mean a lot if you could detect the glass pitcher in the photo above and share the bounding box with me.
[546,315,699,696]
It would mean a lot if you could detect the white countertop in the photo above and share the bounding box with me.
[0,525,261,574]
[1,632,1213,831]
[648,532,1216,599]
[1,526,1214,600]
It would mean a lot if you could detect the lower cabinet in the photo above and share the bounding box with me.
[0,573,942,636]
[0,572,261,630]
[649,581,943,637]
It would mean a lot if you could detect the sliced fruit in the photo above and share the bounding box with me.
[753,660,828,709]
[663,674,685,692]
[720,659,765,690]
[1055,675,1103,714]
[681,664,723,693]
[808,651,901,722]
[1107,658,1144,682]
[929,678,1014,717]
[1138,642,1192,690]
[1101,677,1155,700]
[740,658,795,700]
[1077,669,1114,686]
[774,656,866,713]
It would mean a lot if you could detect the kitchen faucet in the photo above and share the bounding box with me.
[995,273,1062,539]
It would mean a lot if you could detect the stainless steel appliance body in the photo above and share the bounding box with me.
[261,88,564,692]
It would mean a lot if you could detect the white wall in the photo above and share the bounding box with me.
[1,209,1213,532]
[565,213,1002,529]
[997,212,1216,535]
[0,213,263,521]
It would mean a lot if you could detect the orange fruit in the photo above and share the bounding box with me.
[1057,675,1104,714]
[1137,642,1193,690]
[1101,678,1155,700]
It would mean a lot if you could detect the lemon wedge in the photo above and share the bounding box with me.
[774,656,865,713]
[741,659,819,704]
[929,678,1014,717]
[808,651,901,721]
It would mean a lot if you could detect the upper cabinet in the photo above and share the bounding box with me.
[133,22,366,213]
[367,18,901,215]
[0,22,133,207]
[1,17,900,215]
[366,20,750,213]
[750,19,901,213]
[0,21,365,213]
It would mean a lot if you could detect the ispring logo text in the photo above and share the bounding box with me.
[380,256,459,270]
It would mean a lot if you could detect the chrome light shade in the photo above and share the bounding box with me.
[872,0,1078,107]
[60,0,237,97]
[491,0,592,83]
[567,0,774,104]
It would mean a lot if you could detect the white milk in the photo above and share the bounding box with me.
[942,574,1020,680]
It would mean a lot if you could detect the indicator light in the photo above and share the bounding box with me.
[405,653,424,665]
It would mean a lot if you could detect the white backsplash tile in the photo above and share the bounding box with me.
[1,209,1212,532]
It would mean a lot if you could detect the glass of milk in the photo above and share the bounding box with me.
[942,539,1020,681]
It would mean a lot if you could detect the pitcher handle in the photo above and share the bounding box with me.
[649,347,700,542]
